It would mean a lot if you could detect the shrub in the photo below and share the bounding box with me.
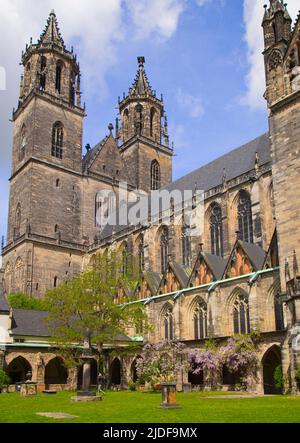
[128,381,137,391]
[8,293,48,311]
[274,365,284,390]
[0,369,10,392]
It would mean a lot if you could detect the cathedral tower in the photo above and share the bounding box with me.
[2,11,85,296]
[118,57,173,193]
[263,1,300,289]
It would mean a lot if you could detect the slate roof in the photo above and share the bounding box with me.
[11,309,50,337]
[202,253,228,281]
[10,309,132,342]
[99,133,270,241]
[223,240,267,278]
[143,271,162,295]
[165,133,270,193]
[82,136,109,172]
[170,262,192,288]
[239,241,267,271]
[0,290,10,313]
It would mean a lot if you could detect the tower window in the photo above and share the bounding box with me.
[56,179,60,188]
[52,122,64,159]
[210,203,224,256]
[134,105,143,135]
[19,125,27,161]
[151,160,161,191]
[70,72,76,106]
[40,56,47,91]
[238,190,253,243]
[160,226,169,274]
[150,107,156,138]
[15,203,21,239]
[56,61,63,94]
[54,277,58,288]
[182,225,191,266]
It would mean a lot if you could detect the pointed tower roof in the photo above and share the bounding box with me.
[263,0,286,23]
[21,10,76,65]
[129,57,155,98]
[119,57,163,108]
[37,10,66,50]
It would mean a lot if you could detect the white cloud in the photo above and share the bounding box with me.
[242,0,299,110]
[126,0,185,41]
[176,88,205,118]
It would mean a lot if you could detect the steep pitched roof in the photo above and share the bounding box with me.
[96,133,271,242]
[239,241,267,270]
[143,271,162,295]
[83,134,129,182]
[11,310,50,337]
[188,252,227,287]
[159,262,192,293]
[0,290,10,313]
[82,136,109,171]
[202,253,228,281]
[166,133,270,194]
[223,240,267,279]
[37,10,66,51]
[129,57,156,98]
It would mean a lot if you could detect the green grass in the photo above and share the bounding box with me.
[0,391,300,423]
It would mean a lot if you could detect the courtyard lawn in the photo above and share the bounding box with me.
[0,390,300,423]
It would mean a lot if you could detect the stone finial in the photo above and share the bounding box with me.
[108,123,114,135]
[293,250,299,277]
[138,56,145,67]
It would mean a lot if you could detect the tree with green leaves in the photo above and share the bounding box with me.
[8,293,48,311]
[45,251,149,370]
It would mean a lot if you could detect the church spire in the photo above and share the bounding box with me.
[128,57,157,99]
[37,10,66,51]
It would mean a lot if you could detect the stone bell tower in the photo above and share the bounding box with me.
[263,1,300,392]
[2,11,85,297]
[117,57,173,193]
[262,1,300,290]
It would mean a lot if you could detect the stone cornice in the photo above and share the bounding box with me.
[13,89,86,121]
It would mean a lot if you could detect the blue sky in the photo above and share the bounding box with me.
[0,0,299,245]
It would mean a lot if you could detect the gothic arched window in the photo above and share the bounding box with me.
[238,190,253,243]
[123,109,129,141]
[40,56,47,91]
[164,306,174,341]
[95,193,103,228]
[151,160,161,191]
[194,299,208,340]
[275,294,284,331]
[160,226,169,274]
[19,125,27,161]
[138,235,145,274]
[150,107,156,138]
[135,104,143,135]
[15,204,21,238]
[182,225,191,267]
[122,242,129,276]
[52,122,64,159]
[233,294,250,335]
[70,71,76,106]
[210,203,224,256]
[56,61,63,94]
